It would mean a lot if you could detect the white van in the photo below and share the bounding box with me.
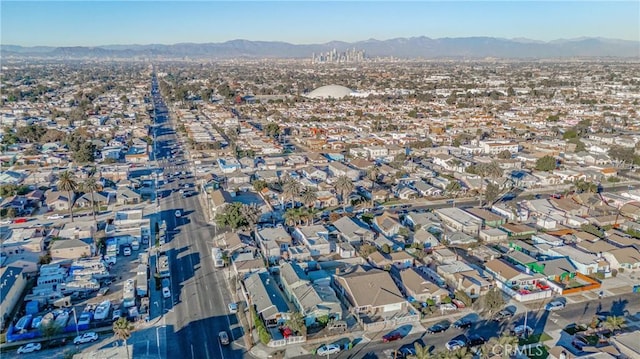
[131,239,140,251]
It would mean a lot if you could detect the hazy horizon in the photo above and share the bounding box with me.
[1,1,639,47]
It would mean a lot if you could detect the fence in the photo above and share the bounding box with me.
[357,312,421,332]
[267,335,305,348]
[496,281,552,302]
[561,273,601,295]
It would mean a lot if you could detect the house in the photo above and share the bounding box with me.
[45,190,74,211]
[279,262,342,326]
[367,250,413,270]
[398,268,449,303]
[532,233,564,247]
[292,225,331,256]
[546,246,603,275]
[412,229,440,248]
[116,187,141,205]
[465,208,506,228]
[434,207,482,236]
[221,232,247,254]
[446,231,478,245]
[452,270,492,299]
[232,251,266,277]
[500,223,537,238]
[402,212,441,231]
[75,191,112,208]
[433,248,457,264]
[413,181,442,197]
[255,227,292,263]
[333,266,405,314]
[332,216,375,245]
[602,247,640,270]
[328,162,361,181]
[528,257,577,283]
[479,228,508,243]
[49,238,92,260]
[301,166,328,182]
[336,242,356,258]
[372,212,402,238]
[484,259,545,288]
[244,270,289,327]
[209,189,232,213]
[0,267,27,330]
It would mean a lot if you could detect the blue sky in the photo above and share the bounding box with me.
[1,1,638,46]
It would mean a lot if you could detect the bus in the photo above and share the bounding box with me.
[158,254,170,278]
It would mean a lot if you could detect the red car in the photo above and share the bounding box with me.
[382,332,402,342]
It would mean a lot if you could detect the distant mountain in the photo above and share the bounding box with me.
[1,37,638,59]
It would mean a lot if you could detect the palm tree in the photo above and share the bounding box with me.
[240,203,261,230]
[445,180,461,196]
[366,166,380,206]
[603,315,625,332]
[112,317,134,358]
[334,175,354,209]
[57,171,78,222]
[495,333,519,358]
[81,176,101,221]
[282,178,302,208]
[407,343,434,359]
[450,348,473,359]
[284,208,300,226]
[300,187,318,209]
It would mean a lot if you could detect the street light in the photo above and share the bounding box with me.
[71,307,80,338]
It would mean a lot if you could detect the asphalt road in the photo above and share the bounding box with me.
[148,78,245,359]
[294,292,640,359]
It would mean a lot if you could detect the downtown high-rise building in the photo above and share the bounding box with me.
[312,48,366,64]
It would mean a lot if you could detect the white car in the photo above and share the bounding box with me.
[316,344,341,356]
[0,219,11,225]
[123,247,132,256]
[163,287,171,299]
[175,210,182,218]
[446,339,466,351]
[228,303,238,314]
[546,301,565,311]
[512,325,533,337]
[74,332,99,344]
[47,214,65,219]
[218,331,230,345]
[17,342,42,354]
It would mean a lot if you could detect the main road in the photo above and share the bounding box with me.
[150,76,245,359]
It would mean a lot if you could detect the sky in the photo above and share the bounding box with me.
[1,1,639,47]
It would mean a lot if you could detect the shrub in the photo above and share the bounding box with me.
[611,269,618,277]
[426,299,436,307]
[441,296,452,304]
[618,268,624,273]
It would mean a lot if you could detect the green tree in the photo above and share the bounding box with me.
[446,181,462,195]
[484,183,501,206]
[358,244,377,258]
[574,179,598,193]
[39,321,61,342]
[112,317,134,359]
[497,150,512,160]
[608,145,635,166]
[57,171,78,222]
[454,290,472,307]
[381,244,391,254]
[215,202,261,230]
[535,155,557,172]
[252,179,268,192]
[481,288,505,316]
[285,311,307,337]
[334,175,354,208]
[398,227,410,238]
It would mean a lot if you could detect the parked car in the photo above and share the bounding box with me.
[427,320,451,334]
[218,331,230,345]
[467,334,486,347]
[163,287,171,299]
[316,343,341,356]
[546,301,565,311]
[493,309,514,321]
[47,214,65,220]
[446,339,466,351]
[396,347,417,359]
[382,332,403,342]
[439,303,457,311]
[175,210,182,218]
[46,338,67,348]
[112,309,122,322]
[511,325,533,337]
[123,247,132,256]
[228,303,238,314]
[453,318,473,329]
[17,343,42,354]
[74,332,99,344]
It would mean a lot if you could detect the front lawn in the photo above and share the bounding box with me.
[519,332,553,346]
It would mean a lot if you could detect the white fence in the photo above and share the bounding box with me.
[267,335,306,348]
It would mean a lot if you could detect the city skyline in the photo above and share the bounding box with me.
[1,1,639,47]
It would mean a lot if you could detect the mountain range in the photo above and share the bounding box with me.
[2,37,639,59]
